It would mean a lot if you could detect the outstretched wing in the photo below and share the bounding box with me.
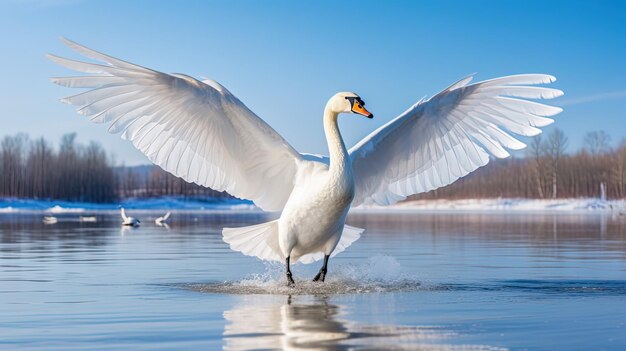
[349,74,563,206]
[49,38,304,211]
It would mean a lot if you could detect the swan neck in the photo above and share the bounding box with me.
[323,108,349,172]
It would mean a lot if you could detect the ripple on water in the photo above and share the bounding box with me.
[185,255,423,295]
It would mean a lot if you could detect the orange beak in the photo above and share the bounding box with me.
[352,100,373,118]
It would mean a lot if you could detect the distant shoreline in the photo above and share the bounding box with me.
[356,198,626,213]
[1,196,624,213]
[0,196,256,213]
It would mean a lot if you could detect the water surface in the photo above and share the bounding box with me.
[1,211,625,350]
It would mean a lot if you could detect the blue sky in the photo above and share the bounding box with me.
[0,0,625,165]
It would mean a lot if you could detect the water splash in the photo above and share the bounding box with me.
[187,255,422,295]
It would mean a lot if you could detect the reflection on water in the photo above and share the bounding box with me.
[223,297,351,351]
[223,296,499,351]
[1,211,626,350]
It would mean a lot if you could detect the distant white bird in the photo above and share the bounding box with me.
[120,208,140,227]
[79,216,97,222]
[155,212,171,226]
[43,216,57,224]
[50,38,562,285]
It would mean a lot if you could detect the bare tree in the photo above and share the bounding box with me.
[528,135,546,198]
[25,137,54,198]
[613,141,626,198]
[0,134,28,197]
[546,129,568,199]
[584,131,612,155]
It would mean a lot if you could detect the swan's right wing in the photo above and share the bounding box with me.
[49,38,305,211]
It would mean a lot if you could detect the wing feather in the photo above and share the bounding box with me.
[50,38,308,211]
[350,74,562,206]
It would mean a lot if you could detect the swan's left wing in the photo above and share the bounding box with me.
[349,74,563,206]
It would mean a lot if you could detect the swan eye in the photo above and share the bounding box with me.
[345,96,364,107]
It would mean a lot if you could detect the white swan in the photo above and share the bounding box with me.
[79,216,97,222]
[120,208,140,227]
[49,38,562,285]
[155,212,171,226]
[43,216,58,224]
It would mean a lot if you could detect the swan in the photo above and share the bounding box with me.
[155,212,171,226]
[79,215,97,222]
[49,38,562,285]
[43,216,58,224]
[120,208,140,227]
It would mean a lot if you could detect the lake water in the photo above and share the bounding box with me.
[1,211,625,350]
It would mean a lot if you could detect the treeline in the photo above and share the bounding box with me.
[413,129,626,200]
[0,133,228,203]
[0,133,115,202]
[116,165,227,199]
[2,130,626,203]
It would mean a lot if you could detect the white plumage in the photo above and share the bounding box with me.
[43,216,58,224]
[50,38,562,283]
[120,208,140,227]
[79,216,97,222]
[155,212,171,226]
[349,74,562,206]
[222,221,362,264]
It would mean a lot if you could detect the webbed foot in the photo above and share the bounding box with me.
[313,254,330,282]
[286,271,295,286]
[312,269,326,282]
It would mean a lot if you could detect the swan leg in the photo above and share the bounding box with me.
[286,256,295,286]
[313,255,330,282]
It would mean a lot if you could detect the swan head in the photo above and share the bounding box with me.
[327,92,373,118]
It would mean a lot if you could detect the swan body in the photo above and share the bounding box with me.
[155,212,171,226]
[120,208,140,227]
[43,216,57,224]
[50,38,563,284]
[79,216,97,222]
[279,96,358,264]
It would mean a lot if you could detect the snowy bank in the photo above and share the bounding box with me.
[0,197,256,213]
[1,197,624,213]
[362,198,626,212]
